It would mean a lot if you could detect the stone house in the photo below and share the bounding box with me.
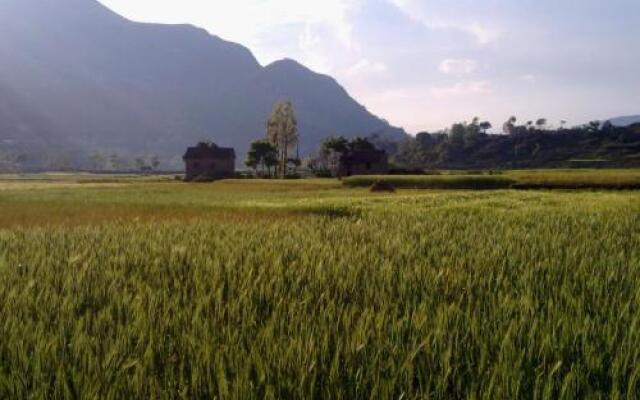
[183,142,235,181]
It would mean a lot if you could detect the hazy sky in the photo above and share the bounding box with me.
[98,0,640,133]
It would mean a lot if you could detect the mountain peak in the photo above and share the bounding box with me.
[265,58,315,73]
[0,0,404,169]
[269,58,305,67]
[1,0,125,23]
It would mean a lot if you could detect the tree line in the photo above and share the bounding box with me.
[246,101,300,178]
[393,117,640,169]
[245,100,385,178]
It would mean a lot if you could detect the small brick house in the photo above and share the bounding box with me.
[338,149,389,176]
[183,142,235,181]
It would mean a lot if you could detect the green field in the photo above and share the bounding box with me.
[1,173,640,398]
[343,169,640,190]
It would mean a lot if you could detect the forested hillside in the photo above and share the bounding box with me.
[393,120,640,169]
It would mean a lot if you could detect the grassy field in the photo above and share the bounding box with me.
[1,173,640,398]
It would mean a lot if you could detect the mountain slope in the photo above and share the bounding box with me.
[0,0,404,169]
[608,115,640,127]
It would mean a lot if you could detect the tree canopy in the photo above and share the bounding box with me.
[267,101,299,178]
[393,117,640,169]
[246,140,278,177]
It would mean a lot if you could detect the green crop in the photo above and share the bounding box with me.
[0,174,639,398]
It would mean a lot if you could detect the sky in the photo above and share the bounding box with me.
[98,0,640,134]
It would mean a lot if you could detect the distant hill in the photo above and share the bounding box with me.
[0,0,404,169]
[607,115,640,127]
[393,123,640,170]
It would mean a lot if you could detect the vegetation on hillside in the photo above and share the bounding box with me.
[392,119,640,169]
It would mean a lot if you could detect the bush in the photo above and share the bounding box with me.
[312,170,334,178]
[343,175,516,190]
[192,174,217,183]
[388,167,426,175]
[509,170,640,190]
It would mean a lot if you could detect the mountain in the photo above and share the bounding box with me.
[607,115,640,127]
[0,0,404,169]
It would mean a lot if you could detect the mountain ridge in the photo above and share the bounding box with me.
[0,0,404,169]
[608,115,640,127]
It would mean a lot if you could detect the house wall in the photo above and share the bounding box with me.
[185,157,235,181]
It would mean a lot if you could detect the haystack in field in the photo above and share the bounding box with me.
[369,180,396,193]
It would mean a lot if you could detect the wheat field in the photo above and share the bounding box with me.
[1,175,639,398]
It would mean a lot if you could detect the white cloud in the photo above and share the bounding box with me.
[465,23,501,45]
[346,59,388,76]
[420,21,501,46]
[297,25,334,73]
[99,0,362,63]
[98,0,640,133]
[439,59,478,75]
[431,81,492,98]
[387,0,501,45]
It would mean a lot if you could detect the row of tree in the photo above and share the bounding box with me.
[245,100,385,178]
[0,150,78,172]
[0,147,172,173]
[0,151,28,172]
[306,136,376,176]
[89,153,161,172]
[246,101,301,178]
[393,116,640,169]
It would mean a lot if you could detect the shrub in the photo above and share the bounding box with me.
[344,175,515,190]
[388,167,426,175]
[313,170,334,178]
[509,170,640,190]
[192,174,217,183]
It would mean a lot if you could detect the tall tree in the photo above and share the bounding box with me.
[267,101,299,178]
[449,123,466,146]
[320,136,349,156]
[135,157,146,171]
[109,154,120,171]
[150,155,160,171]
[319,136,377,174]
[348,137,376,152]
[89,152,106,171]
[318,136,347,175]
[479,121,492,134]
[503,116,518,135]
[246,140,278,177]
[535,118,548,130]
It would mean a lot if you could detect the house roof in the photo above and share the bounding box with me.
[184,143,235,159]
[340,149,388,164]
